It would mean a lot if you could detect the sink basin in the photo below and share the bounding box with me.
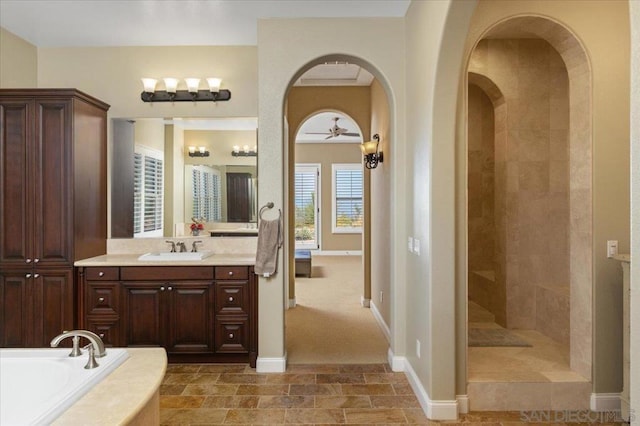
[138,251,214,261]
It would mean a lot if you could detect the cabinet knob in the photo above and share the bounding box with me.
[228,296,234,302]
[99,333,105,339]
[168,286,173,291]
[229,333,234,339]
[160,286,165,291]
[33,258,39,263]
[98,272,105,277]
[34,273,40,278]
[25,258,32,264]
[98,297,105,303]
[26,273,32,278]
[228,271,233,276]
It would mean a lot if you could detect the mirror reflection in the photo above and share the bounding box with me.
[111,117,258,238]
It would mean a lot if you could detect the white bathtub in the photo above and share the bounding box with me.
[0,348,129,425]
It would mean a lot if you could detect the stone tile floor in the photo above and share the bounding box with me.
[160,363,626,425]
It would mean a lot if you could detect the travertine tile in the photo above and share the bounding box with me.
[284,408,346,424]
[315,396,372,409]
[166,364,201,374]
[183,384,239,396]
[201,395,260,408]
[286,364,341,374]
[160,407,228,425]
[339,364,387,373]
[160,384,186,395]
[364,373,409,384]
[235,384,290,395]
[223,408,286,424]
[216,373,268,384]
[258,395,314,408]
[290,384,342,396]
[265,373,316,384]
[393,383,415,395]
[370,395,420,408]
[341,384,395,395]
[199,364,248,374]
[317,373,366,384]
[344,408,407,424]
[159,395,206,409]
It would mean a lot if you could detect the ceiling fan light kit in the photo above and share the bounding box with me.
[140,77,231,102]
[304,116,361,140]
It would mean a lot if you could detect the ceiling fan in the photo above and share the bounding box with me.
[306,117,360,139]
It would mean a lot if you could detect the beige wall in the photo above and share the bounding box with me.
[0,28,37,88]
[629,0,639,415]
[184,130,257,167]
[287,86,370,253]
[258,17,406,371]
[458,0,630,396]
[370,79,392,332]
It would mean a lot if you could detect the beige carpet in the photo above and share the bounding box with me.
[286,255,389,364]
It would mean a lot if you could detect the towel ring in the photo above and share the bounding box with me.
[259,202,281,221]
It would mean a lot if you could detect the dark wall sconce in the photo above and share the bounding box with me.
[188,146,210,157]
[231,145,257,157]
[141,77,231,102]
[360,134,383,169]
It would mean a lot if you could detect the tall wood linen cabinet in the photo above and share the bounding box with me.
[0,89,109,347]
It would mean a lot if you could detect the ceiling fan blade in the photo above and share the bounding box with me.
[305,132,331,135]
[341,132,360,137]
[325,134,335,140]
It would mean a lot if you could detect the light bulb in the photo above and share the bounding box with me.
[206,78,222,92]
[163,78,179,93]
[185,78,200,93]
[141,78,157,92]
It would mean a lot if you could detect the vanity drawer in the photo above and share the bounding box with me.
[215,318,249,353]
[86,282,119,315]
[86,317,119,347]
[85,267,119,281]
[215,266,248,280]
[215,283,249,315]
[121,266,214,281]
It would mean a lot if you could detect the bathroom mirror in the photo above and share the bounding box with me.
[110,117,258,238]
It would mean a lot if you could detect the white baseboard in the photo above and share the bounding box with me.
[314,250,362,256]
[256,355,287,373]
[403,358,458,420]
[371,301,391,343]
[457,395,469,414]
[387,348,405,372]
[360,296,370,308]
[288,298,296,308]
[590,393,621,411]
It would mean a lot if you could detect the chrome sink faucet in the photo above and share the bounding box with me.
[50,330,106,369]
[192,240,202,252]
[166,240,177,252]
[177,241,187,252]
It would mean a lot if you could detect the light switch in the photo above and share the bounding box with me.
[607,240,618,258]
[413,238,421,255]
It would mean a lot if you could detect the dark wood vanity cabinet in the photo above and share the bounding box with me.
[0,90,109,347]
[79,265,258,366]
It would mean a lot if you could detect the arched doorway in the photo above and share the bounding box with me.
[283,56,393,364]
[463,15,593,410]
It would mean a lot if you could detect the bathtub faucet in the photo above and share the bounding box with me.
[50,330,106,369]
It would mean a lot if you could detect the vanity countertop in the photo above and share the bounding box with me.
[75,253,256,267]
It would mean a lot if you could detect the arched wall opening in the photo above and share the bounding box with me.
[282,54,394,363]
[461,14,593,409]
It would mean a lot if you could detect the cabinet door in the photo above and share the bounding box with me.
[121,282,164,347]
[215,317,249,354]
[34,99,73,266]
[32,269,74,347]
[0,99,34,266]
[166,282,214,354]
[0,271,31,347]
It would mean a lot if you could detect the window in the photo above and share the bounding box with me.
[332,163,363,233]
[192,166,222,222]
[133,146,164,238]
[295,164,320,249]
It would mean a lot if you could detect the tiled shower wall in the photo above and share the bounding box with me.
[469,39,570,347]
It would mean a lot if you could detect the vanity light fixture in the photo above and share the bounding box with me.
[140,77,231,102]
[188,146,210,157]
[231,144,257,157]
[360,134,383,169]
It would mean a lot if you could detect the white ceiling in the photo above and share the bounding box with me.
[0,0,410,47]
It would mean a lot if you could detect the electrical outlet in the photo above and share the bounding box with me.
[413,238,421,255]
[416,339,421,358]
[607,240,619,258]
[408,237,413,253]
[379,291,384,303]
